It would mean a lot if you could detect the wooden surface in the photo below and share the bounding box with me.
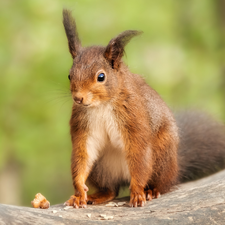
[1,170,225,224]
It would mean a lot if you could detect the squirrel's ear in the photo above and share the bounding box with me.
[104,30,142,69]
[63,9,81,59]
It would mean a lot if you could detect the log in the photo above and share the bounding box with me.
[1,170,225,225]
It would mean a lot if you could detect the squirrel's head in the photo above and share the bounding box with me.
[63,9,142,107]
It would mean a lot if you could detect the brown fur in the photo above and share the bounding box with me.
[87,189,116,205]
[62,9,225,208]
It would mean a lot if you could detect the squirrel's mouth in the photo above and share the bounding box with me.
[73,100,91,107]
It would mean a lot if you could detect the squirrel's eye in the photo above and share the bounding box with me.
[68,75,71,80]
[97,73,105,82]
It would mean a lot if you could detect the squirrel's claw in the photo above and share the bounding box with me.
[153,188,161,198]
[129,191,146,207]
[145,189,153,201]
[144,188,160,201]
[64,195,87,208]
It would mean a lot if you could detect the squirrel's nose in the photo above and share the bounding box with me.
[74,97,83,104]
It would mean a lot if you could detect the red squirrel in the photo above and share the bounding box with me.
[62,9,225,208]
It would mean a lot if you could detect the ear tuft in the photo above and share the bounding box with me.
[104,30,143,69]
[63,9,81,58]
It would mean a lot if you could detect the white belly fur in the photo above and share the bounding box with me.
[86,103,131,187]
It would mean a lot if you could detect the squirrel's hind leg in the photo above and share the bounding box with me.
[87,189,116,205]
[144,188,161,201]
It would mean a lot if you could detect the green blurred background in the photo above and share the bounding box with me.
[0,0,225,206]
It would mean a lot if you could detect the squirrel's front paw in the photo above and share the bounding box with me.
[64,195,87,208]
[129,190,146,207]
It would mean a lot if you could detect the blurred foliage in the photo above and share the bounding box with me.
[0,0,224,206]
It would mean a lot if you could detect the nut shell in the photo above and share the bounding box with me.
[31,193,50,209]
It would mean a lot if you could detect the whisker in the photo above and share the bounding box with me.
[58,98,73,111]
[38,79,73,108]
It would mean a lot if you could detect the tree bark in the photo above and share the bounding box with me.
[1,170,225,224]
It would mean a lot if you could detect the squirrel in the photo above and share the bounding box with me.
[62,9,225,208]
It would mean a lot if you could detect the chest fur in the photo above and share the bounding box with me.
[86,104,131,184]
[86,104,123,161]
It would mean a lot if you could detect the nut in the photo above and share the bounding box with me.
[31,193,50,209]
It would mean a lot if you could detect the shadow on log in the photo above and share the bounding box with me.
[1,170,225,224]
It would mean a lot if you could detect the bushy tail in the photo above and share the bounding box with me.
[175,111,225,183]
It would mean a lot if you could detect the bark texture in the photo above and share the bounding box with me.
[1,170,225,225]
